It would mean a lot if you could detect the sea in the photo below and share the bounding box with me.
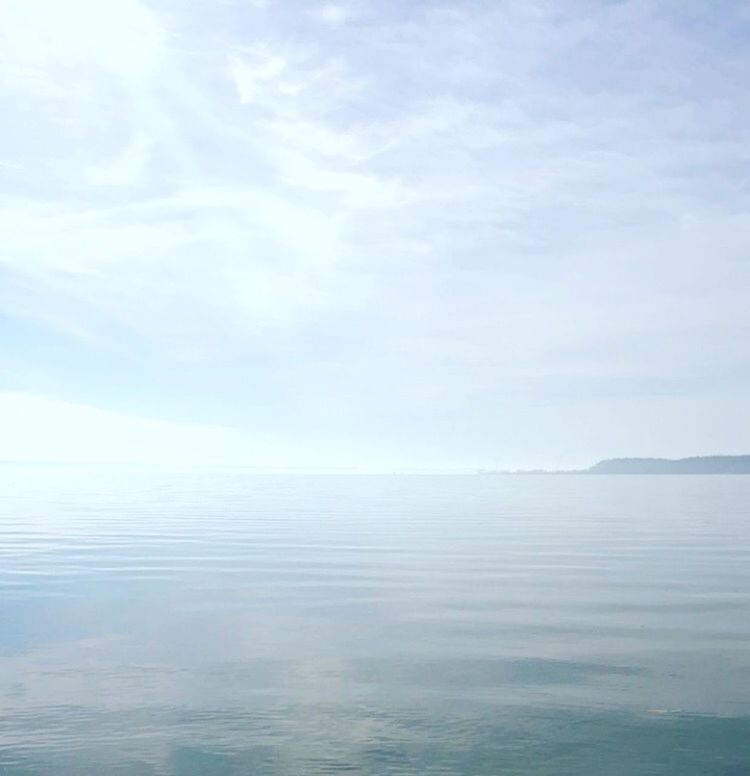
[1,466,749,775]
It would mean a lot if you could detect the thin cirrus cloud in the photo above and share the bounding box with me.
[0,0,749,469]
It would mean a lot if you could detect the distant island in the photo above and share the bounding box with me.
[481,455,750,475]
[588,456,750,474]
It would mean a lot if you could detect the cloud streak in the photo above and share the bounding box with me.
[1,0,749,467]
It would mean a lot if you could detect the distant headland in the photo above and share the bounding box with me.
[481,455,750,475]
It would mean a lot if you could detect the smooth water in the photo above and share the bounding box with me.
[1,468,750,775]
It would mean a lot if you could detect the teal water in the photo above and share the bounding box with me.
[1,468,750,775]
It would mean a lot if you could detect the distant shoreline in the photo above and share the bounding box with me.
[480,455,750,475]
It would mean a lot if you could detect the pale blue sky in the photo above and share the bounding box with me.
[1,0,749,469]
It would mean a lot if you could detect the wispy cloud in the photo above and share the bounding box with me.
[1,0,749,467]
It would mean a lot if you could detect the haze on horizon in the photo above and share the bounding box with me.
[1,0,749,471]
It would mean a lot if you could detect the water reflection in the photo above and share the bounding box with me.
[2,705,750,775]
[1,468,750,774]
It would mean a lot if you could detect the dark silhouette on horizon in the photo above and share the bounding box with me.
[588,455,750,474]
[482,455,750,475]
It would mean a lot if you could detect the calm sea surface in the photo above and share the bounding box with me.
[1,468,750,775]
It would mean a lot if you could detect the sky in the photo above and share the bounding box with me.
[1,0,749,470]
